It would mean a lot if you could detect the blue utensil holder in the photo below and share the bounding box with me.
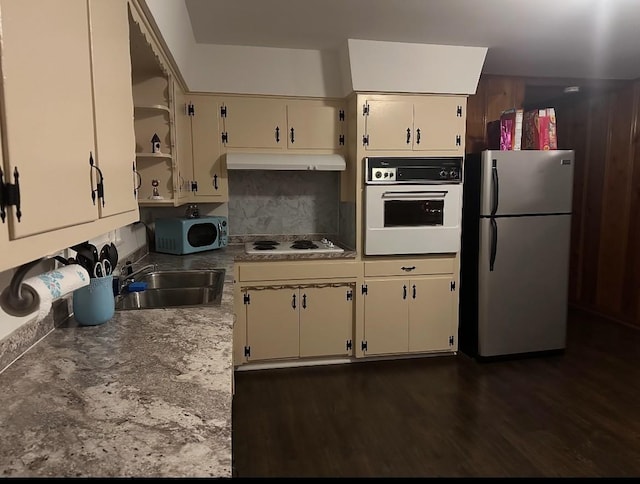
[73,275,115,326]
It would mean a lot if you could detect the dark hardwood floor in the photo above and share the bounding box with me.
[232,309,640,477]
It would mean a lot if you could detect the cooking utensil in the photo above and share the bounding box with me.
[107,243,118,269]
[100,244,110,264]
[88,243,99,267]
[93,259,112,278]
[76,253,94,275]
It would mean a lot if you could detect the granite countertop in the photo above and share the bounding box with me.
[0,248,237,478]
[0,240,358,477]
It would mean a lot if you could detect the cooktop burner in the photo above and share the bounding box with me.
[291,240,318,250]
[253,240,279,246]
[244,238,344,255]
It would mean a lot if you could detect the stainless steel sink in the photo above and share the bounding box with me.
[115,269,225,310]
[137,269,225,289]
[115,287,222,310]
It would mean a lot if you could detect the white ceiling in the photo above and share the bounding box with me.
[185,0,640,80]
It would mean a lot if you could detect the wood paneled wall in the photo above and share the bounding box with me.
[467,75,640,330]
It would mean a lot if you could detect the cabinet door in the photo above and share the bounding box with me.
[174,88,194,202]
[246,288,299,361]
[0,0,97,238]
[0,123,7,254]
[413,97,465,152]
[191,95,228,200]
[287,100,344,150]
[89,0,137,218]
[299,286,353,357]
[363,279,409,355]
[408,276,456,353]
[221,97,285,149]
[364,100,413,151]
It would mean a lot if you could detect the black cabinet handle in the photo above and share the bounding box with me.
[133,161,141,198]
[89,152,105,207]
[213,174,218,190]
[275,126,280,143]
[292,293,297,309]
[406,128,411,144]
[403,285,407,299]
[290,127,295,144]
[302,293,307,309]
[412,285,416,299]
[401,266,416,272]
[416,128,421,144]
[0,166,21,223]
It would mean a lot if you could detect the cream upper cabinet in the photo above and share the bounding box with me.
[363,100,414,151]
[174,86,194,202]
[0,0,139,272]
[0,0,97,239]
[219,96,345,152]
[89,0,137,218]
[286,100,345,150]
[220,97,286,150]
[413,97,466,152]
[362,95,466,154]
[189,95,228,201]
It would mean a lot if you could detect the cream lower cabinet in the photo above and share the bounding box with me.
[241,285,354,362]
[362,258,458,356]
[234,259,360,366]
[0,0,138,272]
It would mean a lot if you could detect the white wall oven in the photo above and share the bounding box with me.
[364,157,463,255]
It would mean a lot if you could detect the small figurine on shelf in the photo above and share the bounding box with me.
[151,133,161,154]
[149,179,164,200]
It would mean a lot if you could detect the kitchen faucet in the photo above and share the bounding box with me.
[117,262,158,294]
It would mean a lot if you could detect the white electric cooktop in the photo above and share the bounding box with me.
[244,238,344,255]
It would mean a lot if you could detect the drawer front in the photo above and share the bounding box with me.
[364,257,455,277]
[239,261,359,282]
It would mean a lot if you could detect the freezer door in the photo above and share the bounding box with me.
[477,214,571,357]
[479,150,574,216]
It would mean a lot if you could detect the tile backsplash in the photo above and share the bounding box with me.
[228,171,340,236]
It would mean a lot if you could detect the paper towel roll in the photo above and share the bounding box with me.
[23,264,91,323]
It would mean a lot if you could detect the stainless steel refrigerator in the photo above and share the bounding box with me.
[459,150,574,359]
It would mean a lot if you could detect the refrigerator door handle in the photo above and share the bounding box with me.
[490,218,498,271]
[491,159,499,216]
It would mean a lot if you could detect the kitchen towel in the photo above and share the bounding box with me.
[23,264,90,323]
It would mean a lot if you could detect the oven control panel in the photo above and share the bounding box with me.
[365,156,462,184]
[371,167,396,181]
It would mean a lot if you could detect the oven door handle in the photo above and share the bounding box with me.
[381,190,448,199]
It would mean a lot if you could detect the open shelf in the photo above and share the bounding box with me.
[136,152,172,160]
[138,198,175,206]
[134,104,170,113]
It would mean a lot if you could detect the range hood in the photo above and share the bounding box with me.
[226,153,346,171]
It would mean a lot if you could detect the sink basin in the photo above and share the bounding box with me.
[115,287,222,310]
[115,269,225,310]
[137,269,225,289]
